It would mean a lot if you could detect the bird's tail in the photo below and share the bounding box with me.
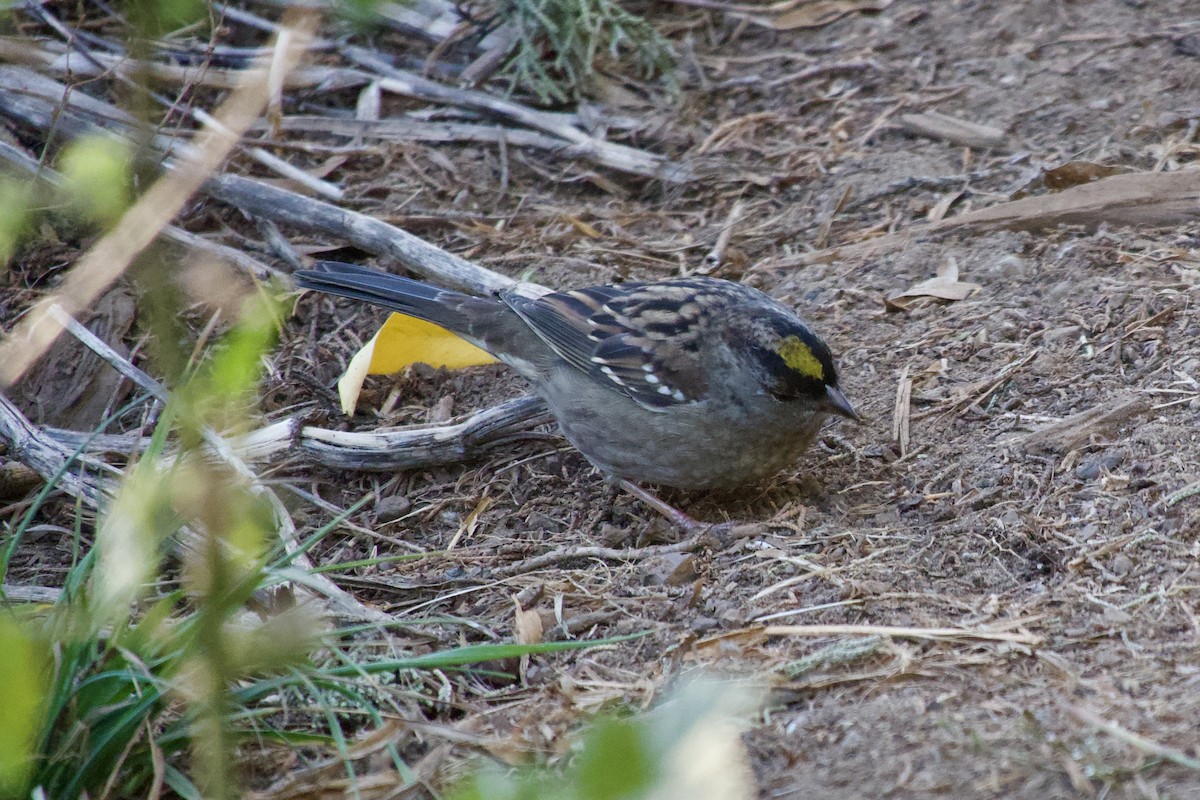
[294,261,475,334]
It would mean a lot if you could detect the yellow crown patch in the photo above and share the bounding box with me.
[777,335,824,380]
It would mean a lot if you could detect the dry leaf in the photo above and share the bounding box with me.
[565,216,602,238]
[448,495,494,550]
[885,258,981,311]
[513,598,544,645]
[1012,160,1136,198]
[1041,161,1134,191]
[926,189,965,223]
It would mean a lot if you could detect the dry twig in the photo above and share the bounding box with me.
[1021,394,1150,454]
[1069,706,1200,771]
[764,623,1040,645]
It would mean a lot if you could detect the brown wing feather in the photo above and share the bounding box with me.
[502,279,749,409]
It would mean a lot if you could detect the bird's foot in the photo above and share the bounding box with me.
[618,479,719,538]
[615,480,766,551]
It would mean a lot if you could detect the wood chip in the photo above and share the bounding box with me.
[1021,394,1150,454]
[898,111,1007,150]
[893,364,912,457]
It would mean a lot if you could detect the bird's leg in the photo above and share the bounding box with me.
[618,479,707,535]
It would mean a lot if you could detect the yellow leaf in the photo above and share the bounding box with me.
[337,313,498,415]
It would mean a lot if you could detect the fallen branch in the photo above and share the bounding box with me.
[0,26,690,183]
[238,396,554,470]
[0,66,526,294]
[257,115,576,151]
[0,35,366,92]
[41,396,553,472]
[0,35,346,198]
[777,167,1200,268]
[0,393,115,508]
[345,46,693,183]
[205,174,521,295]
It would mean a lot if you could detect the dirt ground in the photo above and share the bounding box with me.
[7,0,1200,797]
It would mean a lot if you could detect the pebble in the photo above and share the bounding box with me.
[1075,453,1124,481]
[376,494,412,523]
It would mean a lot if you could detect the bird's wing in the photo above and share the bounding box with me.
[502,281,717,409]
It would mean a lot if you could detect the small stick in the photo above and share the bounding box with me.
[1,584,63,603]
[897,111,1007,150]
[47,305,167,403]
[190,107,345,200]
[765,623,1040,645]
[763,59,879,88]
[492,528,757,577]
[255,218,306,270]
[1069,705,1200,771]
[893,363,911,457]
[699,200,745,273]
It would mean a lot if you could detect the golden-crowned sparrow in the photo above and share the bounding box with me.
[296,261,857,493]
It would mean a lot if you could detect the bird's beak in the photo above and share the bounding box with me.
[824,384,859,422]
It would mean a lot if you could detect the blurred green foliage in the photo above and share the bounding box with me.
[57,136,134,229]
[124,0,205,37]
[0,0,685,795]
[0,179,32,266]
[450,678,758,800]
[0,615,48,798]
